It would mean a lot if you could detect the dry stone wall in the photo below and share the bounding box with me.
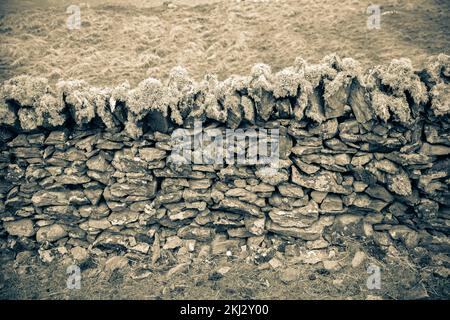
[0,54,449,262]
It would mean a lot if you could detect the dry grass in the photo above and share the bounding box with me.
[0,0,449,86]
[1,238,448,300]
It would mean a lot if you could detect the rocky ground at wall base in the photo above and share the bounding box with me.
[0,238,449,300]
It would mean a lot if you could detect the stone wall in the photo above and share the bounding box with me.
[0,54,449,262]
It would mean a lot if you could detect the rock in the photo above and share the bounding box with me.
[169,209,197,221]
[5,164,24,182]
[348,79,373,125]
[366,295,383,300]
[277,183,304,198]
[329,214,364,240]
[245,183,275,193]
[138,148,167,162]
[351,154,373,166]
[163,236,183,250]
[70,246,89,264]
[310,191,328,204]
[131,268,152,280]
[279,267,299,283]
[38,249,55,263]
[151,232,161,264]
[183,189,211,203]
[267,216,334,240]
[291,145,322,156]
[108,210,139,226]
[217,198,263,217]
[323,260,341,272]
[177,225,214,241]
[104,255,128,272]
[166,262,190,277]
[351,251,366,268]
[216,266,231,276]
[388,226,419,249]
[155,191,183,205]
[4,219,34,237]
[32,190,89,207]
[306,239,329,250]
[291,167,351,195]
[112,148,148,173]
[80,218,111,231]
[268,201,319,228]
[45,131,68,145]
[211,235,241,255]
[268,257,283,269]
[83,187,103,206]
[132,242,150,254]
[244,216,265,236]
[387,171,412,197]
[353,181,368,192]
[255,167,289,186]
[321,195,343,212]
[25,165,50,181]
[36,224,67,242]
[349,194,388,212]
[189,179,212,190]
[226,188,258,203]
[292,158,320,175]
[419,143,450,156]
[0,102,17,126]
[86,152,111,172]
[55,174,91,185]
[365,185,394,203]
[184,239,196,252]
[53,148,86,161]
[433,267,450,278]
[416,199,439,220]
[93,231,136,251]
[106,180,157,201]
[324,76,351,119]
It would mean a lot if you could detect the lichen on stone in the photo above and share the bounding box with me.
[0,101,17,127]
[126,77,169,138]
[272,67,303,98]
[166,66,197,125]
[56,79,96,126]
[371,89,412,125]
[1,75,49,107]
[422,53,450,87]
[36,93,66,128]
[200,74,226,123]
[430,83,449,117]
[370,58,428,106]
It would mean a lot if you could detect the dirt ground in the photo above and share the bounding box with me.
[0,0,449,86]
[1,238,449,300]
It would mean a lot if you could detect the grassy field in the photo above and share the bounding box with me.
[0,0,449,86]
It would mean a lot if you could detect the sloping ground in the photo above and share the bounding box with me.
[0,239,448,300]
[0,0,449,86]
